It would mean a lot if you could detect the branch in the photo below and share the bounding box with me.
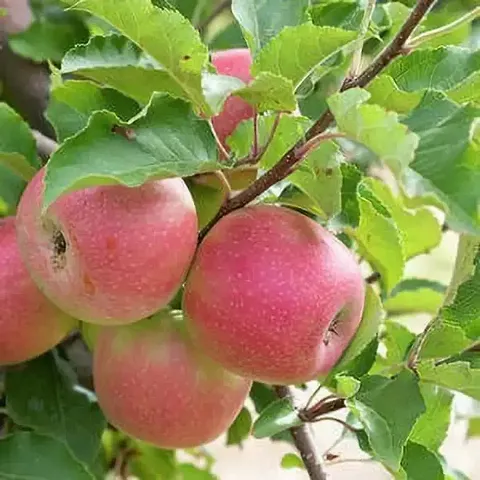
[199,0,438,239]
[274,386,327,480]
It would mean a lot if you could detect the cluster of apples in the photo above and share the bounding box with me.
[0,49,365,449]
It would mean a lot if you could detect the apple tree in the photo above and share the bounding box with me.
[0,0,479,479]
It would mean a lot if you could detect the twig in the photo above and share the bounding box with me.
[197,0,231,35]
[301,397,346,422]
[294,132,346,162]
[33,130,58,160]
[199,0,438,240]
[309,416,361,434]
[407,6,480,49]
[274,386,327,480]
[252,114,259,158]
[236,112,282,166]
[349,0,377,77]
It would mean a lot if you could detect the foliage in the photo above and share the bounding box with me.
[0,0,479,478]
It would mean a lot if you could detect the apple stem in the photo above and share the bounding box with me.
[199,0,438,239]
[274,385,328,480]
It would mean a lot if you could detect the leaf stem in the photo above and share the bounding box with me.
[350,0,377,77]
[208,119,230,161]
[197,0,231,35]
[252,113,259,157]
[213,170,232,202]
[294,132,346,162]
[407,6,480,49]
[274,386,327,480]
[199,0,438,239]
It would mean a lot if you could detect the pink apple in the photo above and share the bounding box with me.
[93,309,251,448]
[0,216,76,365]
[183,205,365,385]
[15,168,198,325]
[211,48,255,155]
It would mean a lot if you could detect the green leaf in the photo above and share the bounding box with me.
[281,453,305,470]
[6,352,106,465]
[63,0,210,112]
[330,285,384,376]
[417,360,480,400]
[467,417,480,438]
[353,181,405,292]
[0,103,39,180]
[129,442,177,480]
[402,91,480,235]
[382,322,416,366]
[385,279,446,316]
[366,76,422,115]
[232,0,309,55]
[362,178,442,259]
[327,88,419,175]
[61,34,186,106]
[335,375,361,398]
[253,398,302,439]
[8,3,89,63]
[44,95,218,210]
[419,323,472,360]
[253,24,356,90]
[0,432,94,480]
[410,385,453,451]
[346,370,426,471]
[201,72,246,115]
[288,141,343,220]
[335,163,363,227]
[441,246,480,339]
[178,464,218,480]
[384,47,480,98]
[235,73,296,112]
[46,79,140,142]
[310,2,390,35]
[397,442,445,480]
[227,407,252,446]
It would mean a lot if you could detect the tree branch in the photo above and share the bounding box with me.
[199,0,438,239]
[274,386,327,480]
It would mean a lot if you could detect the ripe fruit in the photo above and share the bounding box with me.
[0,216,76,365]
[16,168,198,325]
[183,205,365,385]
[93,310,251,449]
[211,48,255,155]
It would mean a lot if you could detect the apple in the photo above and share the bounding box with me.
[15,168,198,325]
[93,309,251,449]
[0,216,76,365]
[211,48,255,155]
[183,204,365,385]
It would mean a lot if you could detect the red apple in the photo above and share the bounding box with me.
[0,216,76,365]
[211,48,255,155]
[183,205,365,385]
[15,168,198,325]
[93,310,251,449]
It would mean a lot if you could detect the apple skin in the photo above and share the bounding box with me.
[15,168,198,325]
[211,48,255,154]
[0,216,76,365]
[93,310,252,449]
[183,205,366,385]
